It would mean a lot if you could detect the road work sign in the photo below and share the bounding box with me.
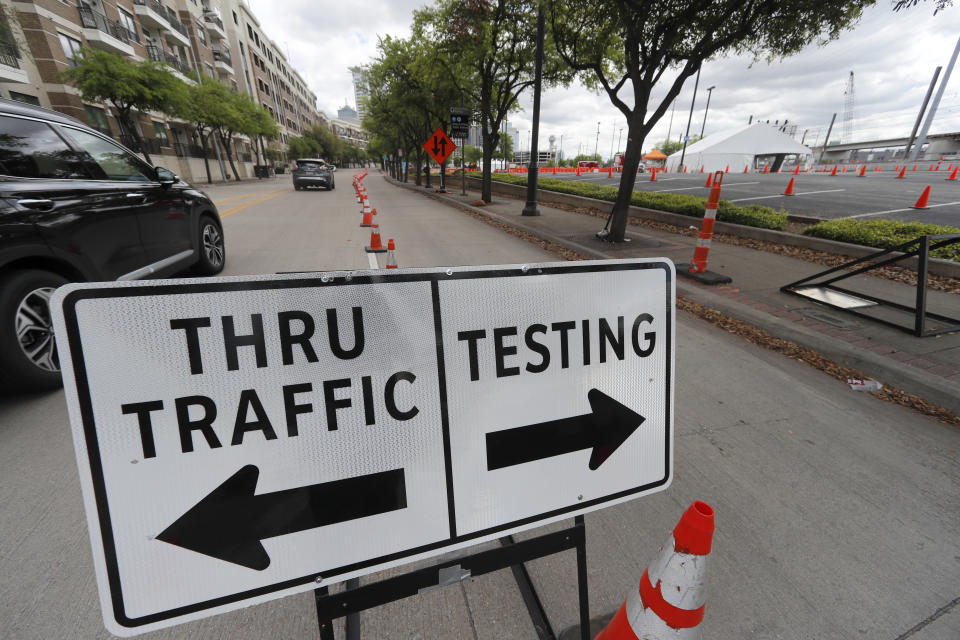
[423,126,456,165]
[52,259,675,636]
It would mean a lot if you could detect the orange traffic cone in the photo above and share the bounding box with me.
[744,165,749,173]
[912,186,931,209]
[763,164,770,174]
[896,166,907,179]
[929,164,935,171]
[830,165,838,176]
[875,166,881,172]
[650,169,657,182]
[913,164,918,171]
[895,164,901,172]
[858,165,866,177]
[947,167,959,181]
[724,164,730,173]
[371,207,378,217]
[360,207,373,227]
[784,177,796,196]
[385,239,398,269]
[793,165,801,175]
[705,173,713,187]
[699,165,704,173]
[365,224,387,253]
[841,166,847,173]
[594,502,715,640]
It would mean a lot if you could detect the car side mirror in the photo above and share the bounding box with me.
[156,167,178,186]
[328,165,336,172]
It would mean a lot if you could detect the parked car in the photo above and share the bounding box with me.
[578,160,599,170]
[292,158,335,190]
[0,98,226,393]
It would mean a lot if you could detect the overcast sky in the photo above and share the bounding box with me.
[249,0,960,159]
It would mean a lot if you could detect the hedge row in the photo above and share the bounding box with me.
[487,174,788,230]
[802,219,960,262]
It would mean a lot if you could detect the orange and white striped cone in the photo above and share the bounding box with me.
[683,172,731,285]
[365,224,387,253]
[594,501,715,640]
[362,198,372,218]
[385,239,398,269]
[360,207,373,227]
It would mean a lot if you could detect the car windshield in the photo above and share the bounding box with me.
[296,160,325,171]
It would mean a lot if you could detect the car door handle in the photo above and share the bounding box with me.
[126,192,147,200]
[17,198,54,210]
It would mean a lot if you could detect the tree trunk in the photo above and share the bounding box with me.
[605,120,646,242]
[120,113,152,164]
[481,131,495,202]
[198,129,212,184]
[220,131,240,180]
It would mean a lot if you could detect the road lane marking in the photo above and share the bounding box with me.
[367,253,379,269]
[218,191,286,218]
[728,189,846,202]
[648,181,760,193]
[847,200,960,218]
[213,190,281,206]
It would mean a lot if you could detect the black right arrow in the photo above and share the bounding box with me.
[486,389,644,471]
[157,466,406,570]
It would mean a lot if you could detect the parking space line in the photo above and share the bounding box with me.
[847,200,960,219]
[728,189,845,202]
[649,181,760,193]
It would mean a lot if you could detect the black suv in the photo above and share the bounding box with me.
[0,98,225,393]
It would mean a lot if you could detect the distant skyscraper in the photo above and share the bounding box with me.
[338,105,359,121]
[350,65,369,120]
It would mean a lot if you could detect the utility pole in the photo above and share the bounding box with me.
[817,113,837,164]
[608,124,615,162]
[616,128,623,155]
[666,98,676,147]
[521,3,545,217]
[910,33,959,162]
[905,66,942,160]
[678,66,701,171]
[594,121,600,158]
[700,86,715,138]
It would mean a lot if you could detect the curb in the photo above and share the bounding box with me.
[460,176,960,279]
[385,175,960,415]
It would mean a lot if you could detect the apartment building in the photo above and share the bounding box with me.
[0,0,322,182]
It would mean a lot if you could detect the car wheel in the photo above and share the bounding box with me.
[294,184,302,191]
[194,217,226,276]
[0,269,69,393]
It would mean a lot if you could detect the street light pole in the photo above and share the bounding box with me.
[616,128,623,154]
[521,2,545,216]
[700,85,715,138]
[678,66,701,171]
[594,121,600,158]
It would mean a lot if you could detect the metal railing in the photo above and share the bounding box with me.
[203,13,223,30]
[132,0,188,39]
[145,44,192,76]
[0,41,20,69]
[174,142,217,159]
[77,6,135,45]
[212,46,231,66]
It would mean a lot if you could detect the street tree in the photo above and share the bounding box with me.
[59,48,185,163]
[549,0,875,241]
[415,0,570,201]
[173,77,224,183]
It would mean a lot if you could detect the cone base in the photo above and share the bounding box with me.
[360,223,373,227]
[365,247,388,253]
[680,270,732,285]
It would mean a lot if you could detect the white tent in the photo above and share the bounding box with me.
[666,124,812,173]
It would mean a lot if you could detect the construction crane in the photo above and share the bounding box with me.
[841,71,855,144]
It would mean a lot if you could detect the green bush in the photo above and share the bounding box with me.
[802,219,960,262]
[486,174,787,230]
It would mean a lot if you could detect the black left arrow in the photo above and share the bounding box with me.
[156,466,406,570]
[486,389,644,471]
[432,136,440,154]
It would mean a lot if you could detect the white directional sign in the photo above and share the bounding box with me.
[52,259,675,636]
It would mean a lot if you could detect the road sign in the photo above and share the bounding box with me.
[450,107,470,140]
[423,126,456,164]
[52,259,674,636]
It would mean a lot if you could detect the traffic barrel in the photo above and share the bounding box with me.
[365,224,387,253]
[784,177,796,196]
[689,172,724,276]
[594,501,715,640]
[912,186,931,209]
[385,239,398,269]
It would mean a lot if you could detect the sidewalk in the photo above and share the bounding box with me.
[385,175,960,416]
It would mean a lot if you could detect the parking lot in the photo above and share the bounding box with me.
[547,165,960,226]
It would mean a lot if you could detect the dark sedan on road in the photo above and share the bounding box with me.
[292,158,336,190]
[0,98,226,393]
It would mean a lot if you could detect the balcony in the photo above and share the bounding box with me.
[77,6,135,56]
[203,12,226,40]
[146,45,196,83]
[212,46,232,73]
[0,42,28,84]
[132,0,190,47]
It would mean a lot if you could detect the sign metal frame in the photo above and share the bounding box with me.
[54,259,674,635]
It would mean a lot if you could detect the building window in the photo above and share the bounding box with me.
[84,104,112,135]
[58,33,83,68]
[195,23,206,45]
[117,8,138,42]
[232,10,238,24]
[247,24,253,39]
[9,91,40,105]
[152,121,169,146]
[205,62,214,78]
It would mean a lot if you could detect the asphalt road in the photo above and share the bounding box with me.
[544,166,960,226]
[1,172,958,639]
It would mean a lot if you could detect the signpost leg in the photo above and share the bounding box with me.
[315,586,336,640]
[575,516,590,640]
[345,578,361,640]
[462,142,466,196]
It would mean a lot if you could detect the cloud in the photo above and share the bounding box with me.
[250,1,960,157]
